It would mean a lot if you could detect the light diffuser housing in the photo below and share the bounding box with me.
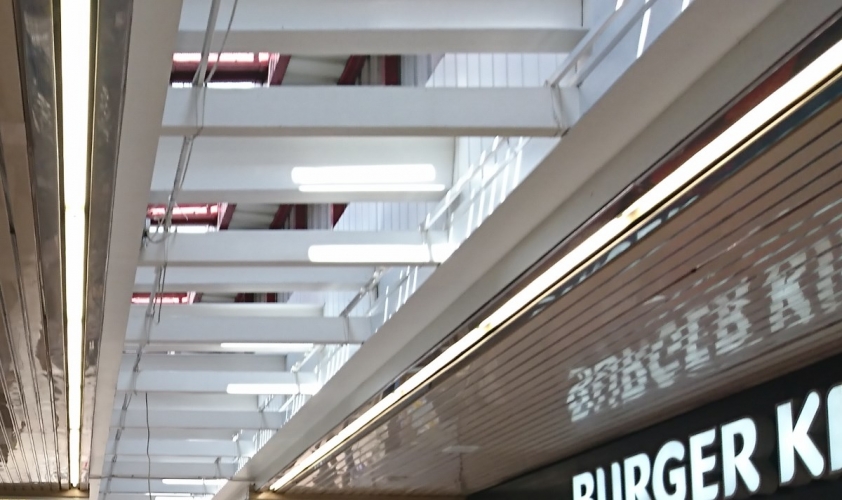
[308,244,456,264]
[226,383,322,396]
[291,164,437,185]
[59,0,93,488]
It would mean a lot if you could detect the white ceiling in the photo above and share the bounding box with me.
[82,0,840,499]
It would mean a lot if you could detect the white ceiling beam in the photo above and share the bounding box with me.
[107,478,235,494]
[135,343,319,354]
[113,409,285,430]
[105,454,229,464]
[114,392,259,412]
[89,2,185,499]
[134,266,375,293]
[151,136,455,204]
[161,87,560,137]
[114,427,253,441]
[126,305,373,344]
[125,353,288,373]
[104,461,238,480]
[116,369,318,393]
[107,438,255,458]
[139,230,450,267]
[178,0,585,54]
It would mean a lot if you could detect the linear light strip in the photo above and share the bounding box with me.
[298,183,447,193]
[60,0,93,488]
[269,37,842,492]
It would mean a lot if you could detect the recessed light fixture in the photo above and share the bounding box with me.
[291,164,437,185]
[220,343,314,353]
[226,383,321,396]
[298,183,446,193]
[156,496,213,500]
[269,34,842,492]
[162,479,228,486]
[308,244,456,264]
[59,0,93,488]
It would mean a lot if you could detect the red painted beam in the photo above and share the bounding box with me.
[147,204,220,224]
[292,205,308,230]
[131,292,191,305]
[171,53,271,83]
[268,54,292,85]
[217,203,236,230]
[338,55,368,85]
[383,55,401,85]
[269,204,293,229]
[331,204,347,227]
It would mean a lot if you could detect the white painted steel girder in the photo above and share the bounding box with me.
[115,369,319,393]
[162,87,561,137]
[138,230,450,266]
[125,304,373,344]
[134,266,376,293]
[178,0,585,54]
[150,136,455,204]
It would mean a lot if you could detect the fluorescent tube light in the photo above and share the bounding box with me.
[298,183,446,193]
[220,343,315,353]
[162,479,228,486]
[308,244,455,264]
[269,30,842,495]
[157,496,213,500]
[291,164,437,185]
[60,0,92,488]
[226,383,321,395]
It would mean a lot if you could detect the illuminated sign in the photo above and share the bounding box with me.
[572,383,842,500]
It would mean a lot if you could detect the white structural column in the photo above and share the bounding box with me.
[150,137,456,204]
[88,1,184,499]
[162,87,561,137]
[134,266,375,293]
[178,0,586,54]
[139,230,451,266]
[125,305,373,344]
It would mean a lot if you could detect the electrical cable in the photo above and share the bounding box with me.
[146,392,152,500]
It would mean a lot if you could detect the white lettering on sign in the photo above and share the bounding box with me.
[829,384,842,474]
[689,428,718,500]
[721,417,760,497]
[596,467,608,500]
[572,387,842,499]
[777,393,825,484]
[763,252,814,334]
[652,440,685,500]
[624,453,652,500]
[573,471,595,500]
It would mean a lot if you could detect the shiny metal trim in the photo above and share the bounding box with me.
[0,0,66,488]
[14,0,67,489]
[81,0,135,490]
